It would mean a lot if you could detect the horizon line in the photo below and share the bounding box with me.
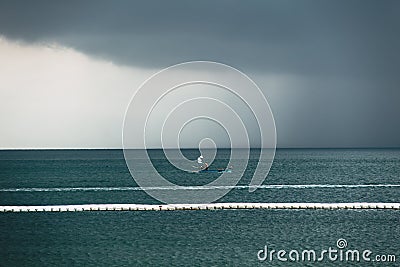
[0,146,399,151]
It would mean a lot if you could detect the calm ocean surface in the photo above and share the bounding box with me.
[0,149,399,266]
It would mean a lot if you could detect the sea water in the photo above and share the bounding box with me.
[0,149,399,266]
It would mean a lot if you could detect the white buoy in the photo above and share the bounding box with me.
[0,202,399,212]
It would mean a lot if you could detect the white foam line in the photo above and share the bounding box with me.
[0,202,399,212]
[0,184,399,192]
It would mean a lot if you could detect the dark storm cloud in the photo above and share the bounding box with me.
[1,0,399,76]
[0,0,399,147]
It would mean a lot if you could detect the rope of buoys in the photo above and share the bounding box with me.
[0,203,399,213]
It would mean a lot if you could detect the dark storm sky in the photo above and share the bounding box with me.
[0,0,399,148]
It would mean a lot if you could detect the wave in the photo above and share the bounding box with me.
[0,184,399,192]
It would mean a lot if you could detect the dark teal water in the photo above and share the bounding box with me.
[0,149,399,266]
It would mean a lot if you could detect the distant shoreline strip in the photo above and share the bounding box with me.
[0,202,399,212]
[0,184,399,192]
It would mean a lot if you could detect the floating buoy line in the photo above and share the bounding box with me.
[0,202,399,213]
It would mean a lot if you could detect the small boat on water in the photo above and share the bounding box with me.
[192,155,232,173]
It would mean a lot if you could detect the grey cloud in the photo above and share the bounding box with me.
[1,0,399,76]
[0,0,399,148]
